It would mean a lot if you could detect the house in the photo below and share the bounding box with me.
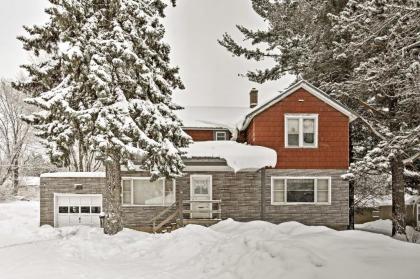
[39,80,358,232]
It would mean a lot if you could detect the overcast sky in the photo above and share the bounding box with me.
[0,0,294,107]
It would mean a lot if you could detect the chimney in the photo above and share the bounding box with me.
[249,88,258,108]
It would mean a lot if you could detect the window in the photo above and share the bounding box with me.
[271,177,331,204]
[121,178,175,206]
[215,131,227,141]
[285,114,318,148]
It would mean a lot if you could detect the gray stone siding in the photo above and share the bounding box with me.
[40,169,349,230]
[40,177,105,227]
[264,169,349,229]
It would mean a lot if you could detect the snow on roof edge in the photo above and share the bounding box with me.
[41,172,106,178]
[182,141,277,172]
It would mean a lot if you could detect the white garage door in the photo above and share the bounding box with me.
[55,194,102,227]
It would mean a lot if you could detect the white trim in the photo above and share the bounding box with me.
[215,131,227,141]
[53,193,103,227]
[284,114,318,148]
[190,174,213,218]
[240,80,358,130]
[270,176,331,205]
[120,177,175,207]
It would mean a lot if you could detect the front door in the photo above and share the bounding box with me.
[190,175,212,219]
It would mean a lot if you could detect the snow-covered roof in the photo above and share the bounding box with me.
[176,106,249,130]
[182,141,277,172]
[238,80,358,130]
[40,172,106,178]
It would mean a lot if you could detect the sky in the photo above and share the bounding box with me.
[0,0,294,107]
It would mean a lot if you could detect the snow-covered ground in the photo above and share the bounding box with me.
[1,201,419,279]
[356,219,420,243]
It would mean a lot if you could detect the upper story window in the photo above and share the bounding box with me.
[215,131,227,141]
[285,114,318,148]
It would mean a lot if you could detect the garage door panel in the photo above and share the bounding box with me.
[56,195,102,228]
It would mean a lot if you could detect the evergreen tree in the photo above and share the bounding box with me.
[219,0,420,236]
[17,0,190,235]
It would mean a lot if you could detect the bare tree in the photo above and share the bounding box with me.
[0,80,31,195]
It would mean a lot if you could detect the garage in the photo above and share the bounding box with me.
[54,194,103,227]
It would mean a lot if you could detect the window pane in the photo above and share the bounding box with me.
[273,179,285,191]
[122,180,131,204]
[91,206,101,214]
[317,179,329,191]
[81,206,90,213]
[273,191,285,203]
[287,119,299,134]
[58,206,69,213]
[287,119,299,146]
[216,132,226,141]
[133,179,164,205]
[69,206,79,213]
[303,119,315,145]
[303,119,315,133]
[193,177,210,195]
[164,181,175,204]
[287,179,314,202]
[317,191,329,203]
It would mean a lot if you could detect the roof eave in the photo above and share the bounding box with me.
[239,80,358,131]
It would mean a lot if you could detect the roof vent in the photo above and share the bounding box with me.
[249,88,258,108]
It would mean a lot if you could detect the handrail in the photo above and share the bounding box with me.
[149,202,176,223]
[183,200,221,204]
[153,209,180,233]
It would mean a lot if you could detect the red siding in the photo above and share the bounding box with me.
[246,88,349,169]
[184,130,214,141]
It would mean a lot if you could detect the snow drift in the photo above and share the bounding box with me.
[0,201,419,279]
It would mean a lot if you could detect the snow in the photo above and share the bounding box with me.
[0,201,419,279]
[356,219,420,243]
[40,172,106,178]
[176,106,249,130]
[182,141,277,171]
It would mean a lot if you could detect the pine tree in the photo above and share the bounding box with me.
[17,0,190,235]
[219,0,420,236]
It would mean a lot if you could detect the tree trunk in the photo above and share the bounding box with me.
[390,154,406,237]
[348,180,355,230]
[12,158,19,196]
[103,156,123,235]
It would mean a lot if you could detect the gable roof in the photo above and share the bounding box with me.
[238,80,358,131]
[176,106,249,131]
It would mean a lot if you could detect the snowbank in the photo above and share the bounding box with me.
[356,219,420,243]
[1,202,420,278]
[1,202,420,279]
[40,172,106,178]
[182,141,277,171]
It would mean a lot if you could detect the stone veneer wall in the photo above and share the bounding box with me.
[40,169,349,230]
[264,169,349,229]
[40,176,105,227]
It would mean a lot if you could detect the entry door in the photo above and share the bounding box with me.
[56,194,102,227]
[190,175,212,219]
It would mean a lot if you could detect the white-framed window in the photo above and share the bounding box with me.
[121,177,175,206]
[285,114,318,148]
[271,177,331,205]
[215,131,227,141]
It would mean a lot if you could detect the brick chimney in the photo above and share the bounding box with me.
[249,88,258,108]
